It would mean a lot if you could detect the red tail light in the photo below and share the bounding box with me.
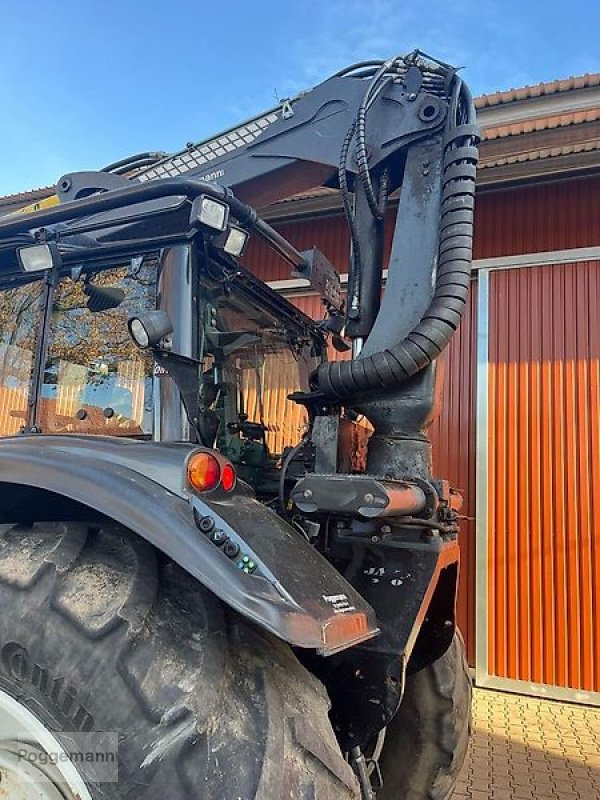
[221,463,236,492]
[186,452,236,493]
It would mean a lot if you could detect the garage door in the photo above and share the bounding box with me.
[477,261,600,703]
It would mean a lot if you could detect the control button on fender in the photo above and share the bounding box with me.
[197,515,215,534]
[210,529,227,546]
[223,541,240,559]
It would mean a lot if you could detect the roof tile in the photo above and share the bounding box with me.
[483,107,600,140]
[475,73,600,108]
[480,139,600,168]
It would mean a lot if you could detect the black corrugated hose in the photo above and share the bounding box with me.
[316,75,479,402]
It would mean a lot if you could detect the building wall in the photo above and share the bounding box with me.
[245,175,600,282]
[485,261,600,694]
[243,174,600,675]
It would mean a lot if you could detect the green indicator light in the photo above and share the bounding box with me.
[237,554,257,574]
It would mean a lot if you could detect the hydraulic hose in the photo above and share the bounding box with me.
[316,79,479,402]
[101,151,168,174]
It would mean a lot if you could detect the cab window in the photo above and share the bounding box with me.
[0,279,44,436]
[39,261,157,436]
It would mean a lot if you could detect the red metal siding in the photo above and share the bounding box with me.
[487,262,600,691]
[429,289,477,664]
[474,175,600,258]
[289,293,334,326]
[244,216,351,283]
[244,175,600,282]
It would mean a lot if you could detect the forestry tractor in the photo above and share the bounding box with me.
[0,51,478,799]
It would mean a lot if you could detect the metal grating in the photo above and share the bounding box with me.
[139,113,279,182]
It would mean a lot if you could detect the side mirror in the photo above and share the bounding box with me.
[127,311,173,349]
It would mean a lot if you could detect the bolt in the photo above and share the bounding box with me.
[371,535,380,543]
[303,489,313,499]
[381,524,392,534]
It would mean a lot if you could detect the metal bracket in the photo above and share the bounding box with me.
[56,170,133,203]
[293,248,343,312]
[281,98,294,119]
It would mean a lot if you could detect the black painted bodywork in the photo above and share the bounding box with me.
[0,434,379,654]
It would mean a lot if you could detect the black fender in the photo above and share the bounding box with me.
[0,435,379,656]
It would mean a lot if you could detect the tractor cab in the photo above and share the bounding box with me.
[0,238,323,497]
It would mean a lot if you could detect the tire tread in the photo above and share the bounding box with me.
[0,521,360,799]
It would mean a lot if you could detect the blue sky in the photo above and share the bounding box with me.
[1,0,598,196]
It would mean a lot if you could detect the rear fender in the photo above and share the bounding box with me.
[0,435,379,655]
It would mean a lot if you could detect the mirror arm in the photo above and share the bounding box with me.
[152,349,207,444]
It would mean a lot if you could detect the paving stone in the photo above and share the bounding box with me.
[454,687,600,799]
[510,787,540,799]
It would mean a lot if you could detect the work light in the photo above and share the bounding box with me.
[16,242,62,272]
[189,195,229,232]
[214,225,249,257]
[127,310,173,349]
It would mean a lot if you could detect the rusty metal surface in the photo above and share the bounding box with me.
[487,262,600,692]
[275,284,477,664]
[291,292,478,663]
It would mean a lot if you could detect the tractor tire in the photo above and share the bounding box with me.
[0,521,361,800]
[376,632,471,800]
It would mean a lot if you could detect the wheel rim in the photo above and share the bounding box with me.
[0,687,92,800]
